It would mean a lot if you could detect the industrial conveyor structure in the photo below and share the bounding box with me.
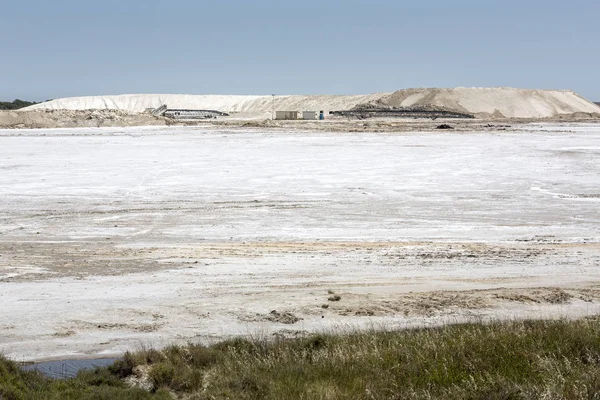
[150,104,168,117]
[164,109,229,119]
[331,106,474,119]
[149,105,229,119]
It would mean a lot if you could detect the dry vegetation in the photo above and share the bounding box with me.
[3,318,600,399]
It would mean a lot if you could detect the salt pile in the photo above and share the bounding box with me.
[23,93,390,114]
[23,88,600,119]
[376,87,600,119]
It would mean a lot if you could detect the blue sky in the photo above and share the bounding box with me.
[1,0,599,101]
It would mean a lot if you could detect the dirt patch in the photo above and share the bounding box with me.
[52,330,76,338]
[71,321,162,333]
[332,291,490,317]
[266,310,302,324]
[494,288,573,304]
[241,311,303,325]
[0,241,559,282]
[392,243,549,261]
[0,241,167,281]
[322,287,598,318]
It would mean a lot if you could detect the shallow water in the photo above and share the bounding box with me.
[22,358,119,379]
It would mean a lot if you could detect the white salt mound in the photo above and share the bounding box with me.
[378,87,600,118]
[24,88,600,119]
[23,93,390,115]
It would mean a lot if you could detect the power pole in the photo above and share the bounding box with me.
[272,94,275,120]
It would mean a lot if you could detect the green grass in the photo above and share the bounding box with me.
[3,318,600,399]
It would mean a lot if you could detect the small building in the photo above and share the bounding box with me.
[275,111,298,120]
[302,111,317,120]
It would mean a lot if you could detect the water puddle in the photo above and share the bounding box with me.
[22,358,120,379]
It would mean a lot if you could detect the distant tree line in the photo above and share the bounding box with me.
[0,99,39,110]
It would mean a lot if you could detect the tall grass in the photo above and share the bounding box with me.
[3,318,600,399]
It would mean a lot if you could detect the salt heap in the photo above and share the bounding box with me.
[23,88,600,119]
[376,87,600,119]
[23,93,389,115]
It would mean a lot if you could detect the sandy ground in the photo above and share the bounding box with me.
[1,124,600,361]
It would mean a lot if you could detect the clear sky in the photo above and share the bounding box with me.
[1,0,599,101]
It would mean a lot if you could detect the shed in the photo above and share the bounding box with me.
[275,111,298,120]
[302,111,317,120]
